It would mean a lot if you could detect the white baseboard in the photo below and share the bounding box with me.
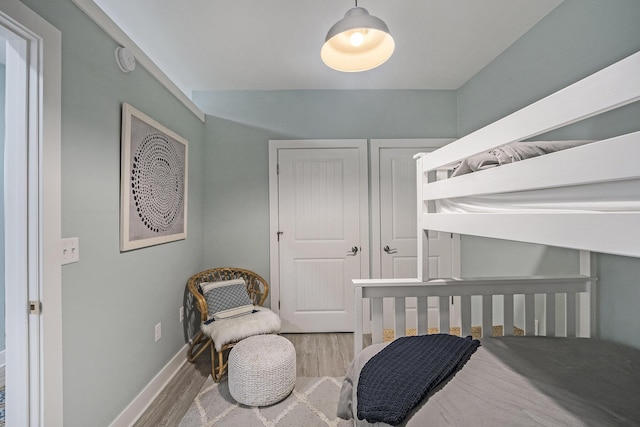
[109,343,189,427]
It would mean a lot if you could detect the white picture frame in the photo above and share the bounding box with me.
[120,103,188,251]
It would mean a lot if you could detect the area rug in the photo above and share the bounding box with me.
[179,376,352,426]
[0,385,5,426]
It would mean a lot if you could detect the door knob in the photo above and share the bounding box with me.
[347,246,359,256]
[383,245,397,254]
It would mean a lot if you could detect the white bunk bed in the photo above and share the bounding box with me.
[353,50,640,352]
[340,52,640,426]
[417,51,640,260]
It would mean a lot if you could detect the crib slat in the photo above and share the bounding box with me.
[524,294,535,336]
[395,297,406,339]
[546,293,556,337]
[355,285,364,354]
[461,295,471,337]
[566,292,577,337]
[580,250,595,338]
[504,295,514,336]
[439,296,450,334]
[482,295,492,337]
[417,296,428,335]
[372,297,384,344]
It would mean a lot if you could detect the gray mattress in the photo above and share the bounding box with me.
[337,336,640,426]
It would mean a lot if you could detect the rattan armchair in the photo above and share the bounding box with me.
[187,267,279,382]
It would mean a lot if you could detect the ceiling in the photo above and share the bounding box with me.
[92,0,563,97]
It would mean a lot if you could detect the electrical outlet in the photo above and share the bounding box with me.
[61,237,80,265]
[179,306,184,322]
[155,322,162,342]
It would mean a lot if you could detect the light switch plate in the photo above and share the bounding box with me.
[155,322,162,342]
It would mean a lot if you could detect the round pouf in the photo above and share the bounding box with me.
[228,334,296,406]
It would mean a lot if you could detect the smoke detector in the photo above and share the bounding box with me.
[115,46,136,73]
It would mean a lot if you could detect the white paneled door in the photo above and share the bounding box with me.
[379,148,455,279]
[272,141,368,332]
[371,140,460,329]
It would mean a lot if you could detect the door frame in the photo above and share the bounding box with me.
[268,140,370,318]
[1,1,62,425]
[370,139,454,279]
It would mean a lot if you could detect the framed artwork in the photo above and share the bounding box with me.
[120,103,188,251]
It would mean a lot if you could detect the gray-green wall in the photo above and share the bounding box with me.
[457,0,640,349]
[457,0,640,137]
[194,90,457,140]
[202,117,283,285]
[21,1,206,425]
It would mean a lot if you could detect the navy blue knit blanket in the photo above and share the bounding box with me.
[357,334,480,425]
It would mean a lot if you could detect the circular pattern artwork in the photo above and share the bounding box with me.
[131,133,185,233]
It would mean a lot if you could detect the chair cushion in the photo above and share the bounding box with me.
[200,279,254,320]
[201,306,281,351]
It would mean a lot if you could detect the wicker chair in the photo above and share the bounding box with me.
[187,267,279,382]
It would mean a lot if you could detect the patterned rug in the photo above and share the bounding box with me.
[0,386,5,426]
[179,376,351,426]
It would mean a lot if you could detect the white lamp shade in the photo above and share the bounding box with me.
[321,7,395,72]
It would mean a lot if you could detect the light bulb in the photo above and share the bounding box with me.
[350,31,365,47]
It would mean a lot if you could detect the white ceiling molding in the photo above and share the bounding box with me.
[71,0,205,122]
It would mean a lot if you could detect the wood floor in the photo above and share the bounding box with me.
[133,332,369,427]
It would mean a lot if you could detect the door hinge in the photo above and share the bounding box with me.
[29,300,42,315]
[278,300,281,310]
[277,164,280,174]
[277,231,283,241]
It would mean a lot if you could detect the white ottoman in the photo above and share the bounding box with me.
[228,334,296,406]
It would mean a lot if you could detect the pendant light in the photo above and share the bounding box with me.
[321,2,395,72]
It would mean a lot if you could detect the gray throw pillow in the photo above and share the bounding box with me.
[200,278,254,320]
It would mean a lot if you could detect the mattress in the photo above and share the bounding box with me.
[337,336,640,426]
[438,139,640,214]
[437,178,640,214]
